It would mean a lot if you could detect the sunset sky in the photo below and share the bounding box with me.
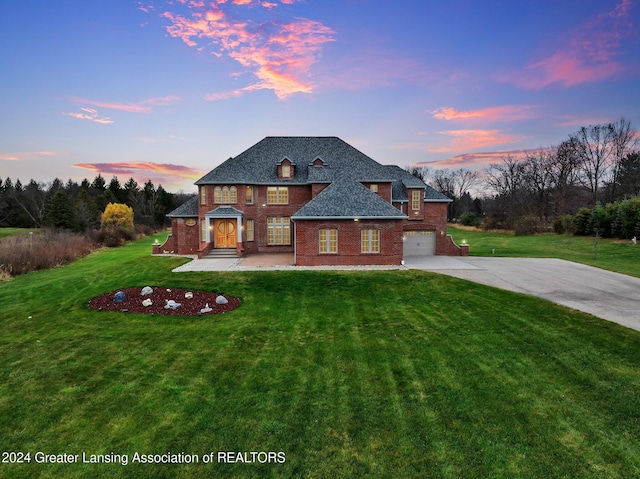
[1,0,639,192]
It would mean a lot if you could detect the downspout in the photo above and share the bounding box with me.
[293,220,297,265]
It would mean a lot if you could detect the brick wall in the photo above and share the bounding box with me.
[158,218,199,255]
[295,219,404,266]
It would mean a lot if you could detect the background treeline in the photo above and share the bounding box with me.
[0,174,194,231]
[410,117,640,238]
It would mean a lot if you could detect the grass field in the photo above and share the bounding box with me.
[448,226,640,278]
[0,228,39,239]
[2,234,640,478]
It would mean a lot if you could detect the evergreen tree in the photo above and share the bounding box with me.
[43,190,79,231]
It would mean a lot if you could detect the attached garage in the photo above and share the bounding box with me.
[403,230,436,256]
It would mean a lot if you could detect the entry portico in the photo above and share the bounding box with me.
[203,206,243,253]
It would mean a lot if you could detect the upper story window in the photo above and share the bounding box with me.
[279,159,294,179]
[245,186,254,204]
[267,186,289,204]
[370,184,378,193]
[412,190,421,210]
[214,186,237,204]
[199,186,207,205]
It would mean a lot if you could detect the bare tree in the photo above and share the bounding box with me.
[406,166,432,183]
[571,118,637,204]
[431,168,479,220]
[485,156,527,227]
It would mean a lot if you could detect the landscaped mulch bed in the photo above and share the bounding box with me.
[87,287,241,316]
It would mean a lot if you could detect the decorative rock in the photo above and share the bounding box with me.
[141,286,153,296]
[185,292,193,299]
[164,299,181,310]
[216,295,228,305]
[200,303,212,314]
[142,298,153,307]
[113,291,126,303]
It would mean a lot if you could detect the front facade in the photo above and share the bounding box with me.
[158,137,466,266]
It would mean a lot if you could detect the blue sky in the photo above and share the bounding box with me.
[1,0,638,192]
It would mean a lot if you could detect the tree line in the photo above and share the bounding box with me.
[409,117,640,236]
[0,174,193,231]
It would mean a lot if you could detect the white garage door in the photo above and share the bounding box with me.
[403,230,436,256]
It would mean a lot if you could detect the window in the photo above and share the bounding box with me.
[200,220,207,242]
[267,186,289,204]
[319,229,338,253]
[200,186,207,205]
[245,186,254,204]
[282,163,291,178]
[215,186,237,204]
[361,229,380,253]
[246,219,254,241]
[267,217,290,245]
[412,190,421,210]
[370,184,378,193]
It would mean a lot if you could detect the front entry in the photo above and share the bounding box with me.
[214,219,237,248]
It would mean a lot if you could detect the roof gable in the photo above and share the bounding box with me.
[292,176,407,220]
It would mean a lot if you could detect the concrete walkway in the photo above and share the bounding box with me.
[168,254,640,332]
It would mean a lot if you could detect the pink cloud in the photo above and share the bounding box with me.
[151,0,334,99]
[0,151,60,161]
[73,162,203,181]
[67,95,181,113]
[505,0,636,89]
[414,149,535,171]
[63,108,114,124]
[428,129,522,154]
[432,105,538,122]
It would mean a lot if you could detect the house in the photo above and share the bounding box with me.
[156,137,468,265]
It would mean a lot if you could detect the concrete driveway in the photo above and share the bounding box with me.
[405,256,640,332]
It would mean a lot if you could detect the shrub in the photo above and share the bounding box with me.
[514,216,543,236]
[573,208,593,236]
[619,197,640,239]
[95,226,136,248]
[0,229,96,277]
[553,215,575,235]
[460,212,478,227]
[101,203,134,230]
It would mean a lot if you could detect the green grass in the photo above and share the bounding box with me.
[0,228,39,239]
[448,226,640,278]
[2,234,640,478]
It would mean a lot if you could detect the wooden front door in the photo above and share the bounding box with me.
[214,219,237,248]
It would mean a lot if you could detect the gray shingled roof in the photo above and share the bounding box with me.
[205,206,244,216]
[292,176,407,220]
[167,196,198,217]
[195,137,399,185]
[383,165,452,202]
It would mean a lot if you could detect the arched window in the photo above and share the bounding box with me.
[230,186,237,203]
[214,186,222,204]
[222,186,230,203]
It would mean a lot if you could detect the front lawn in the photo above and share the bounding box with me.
[448,226,640,278]
[1,234,640,478]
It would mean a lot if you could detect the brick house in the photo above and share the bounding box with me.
[156,137,468,265]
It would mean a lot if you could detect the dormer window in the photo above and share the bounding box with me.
[278,158,294,179]
[312,158,325,167]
